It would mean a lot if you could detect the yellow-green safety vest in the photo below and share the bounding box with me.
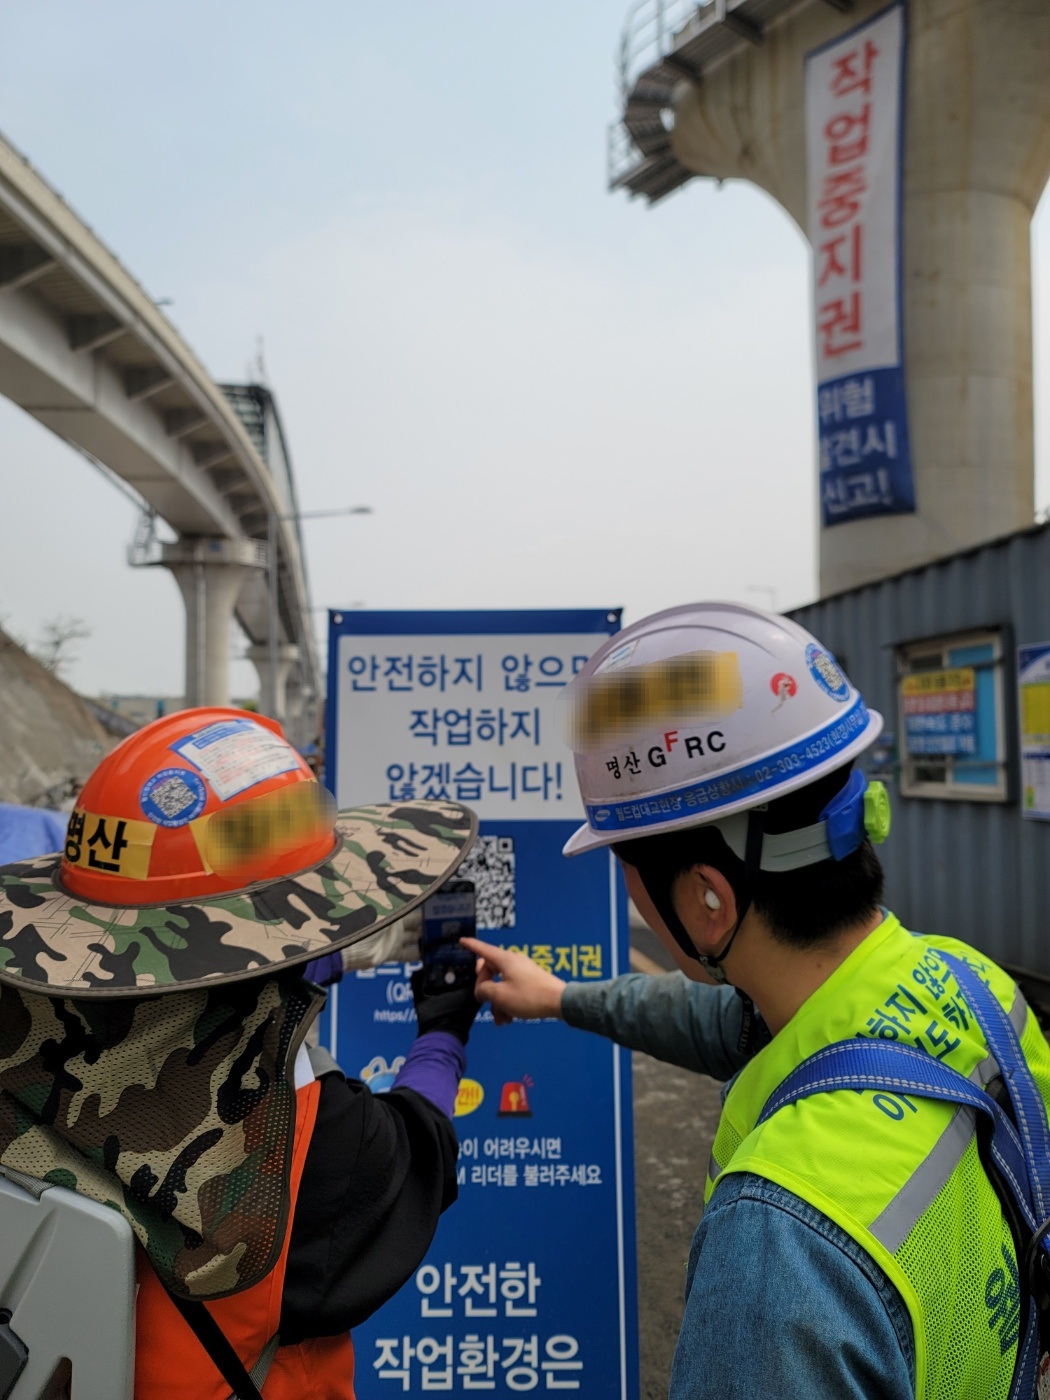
[706,912,1050,1400]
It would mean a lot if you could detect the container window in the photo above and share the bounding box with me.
[897,631,1007,802]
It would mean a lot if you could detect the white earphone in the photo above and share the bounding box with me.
[704,890,721,910]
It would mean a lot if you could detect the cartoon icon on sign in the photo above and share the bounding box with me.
[360,1054,405,1095]
[454,1078,485,1118]
[497,1075,534,1117]
[770,673,798,712]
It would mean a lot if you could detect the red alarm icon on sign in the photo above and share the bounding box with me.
[497,1077,534,1117]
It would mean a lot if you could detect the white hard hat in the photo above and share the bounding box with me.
[563,602,882,858]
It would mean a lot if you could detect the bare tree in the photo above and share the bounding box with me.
[34,616,91,677]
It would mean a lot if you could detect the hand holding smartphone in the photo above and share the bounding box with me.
[420,880,477,994]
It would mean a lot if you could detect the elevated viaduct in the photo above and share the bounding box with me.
[0,133,316,728]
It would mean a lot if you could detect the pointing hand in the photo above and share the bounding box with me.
[460,938,567,1026]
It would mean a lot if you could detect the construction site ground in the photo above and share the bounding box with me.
[629,921,722,1399]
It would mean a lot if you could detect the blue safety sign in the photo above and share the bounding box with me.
[322,609,639,1400]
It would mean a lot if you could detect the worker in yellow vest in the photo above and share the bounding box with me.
[465,602,1050,1400]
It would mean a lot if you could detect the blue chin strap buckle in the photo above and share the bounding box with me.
[714,770,891,872]
[820,770,892,860]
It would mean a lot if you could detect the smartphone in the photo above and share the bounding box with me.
[421,880,477,993]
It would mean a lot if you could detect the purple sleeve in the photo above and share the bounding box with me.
[392,1031,466,1120]
[302,950,344,986]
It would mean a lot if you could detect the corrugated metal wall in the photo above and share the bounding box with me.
[791,523,1050,976]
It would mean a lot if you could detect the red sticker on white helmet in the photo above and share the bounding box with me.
[770,673,798,711]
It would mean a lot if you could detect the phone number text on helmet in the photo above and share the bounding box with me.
[588,702,871,830]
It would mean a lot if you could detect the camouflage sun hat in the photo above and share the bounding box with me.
[0,801,477,998]
[0,974,319,1299]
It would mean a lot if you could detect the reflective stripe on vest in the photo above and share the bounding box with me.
[706,915,1050,1400]
[134,1079,356,1400]
[867,989,1028,1256]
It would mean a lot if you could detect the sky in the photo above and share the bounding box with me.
[0,2,1048,700]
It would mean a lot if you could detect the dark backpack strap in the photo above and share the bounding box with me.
[163,1288,267,1400]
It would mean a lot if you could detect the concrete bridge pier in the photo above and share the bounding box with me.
[162,539,262,709]
[662,0,1050,594]
[249,642,300,728]
[282,669,317,752]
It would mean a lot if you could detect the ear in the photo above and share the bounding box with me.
[620,862,733,986]
[673,865,739,956]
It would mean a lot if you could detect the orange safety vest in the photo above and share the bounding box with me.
[134,1079,356,1400]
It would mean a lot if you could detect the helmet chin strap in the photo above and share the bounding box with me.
[637,809,766,986]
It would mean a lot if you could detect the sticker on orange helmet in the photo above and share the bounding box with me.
[170,717,300,801]
[140,768,208,827]
[64,810,156,881]
[192,781,335,876]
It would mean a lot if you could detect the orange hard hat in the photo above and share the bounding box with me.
[61,708,335,906]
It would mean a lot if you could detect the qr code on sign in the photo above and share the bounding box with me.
[460,836,515,930]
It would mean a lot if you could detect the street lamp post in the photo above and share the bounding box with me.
[266,505,373,719]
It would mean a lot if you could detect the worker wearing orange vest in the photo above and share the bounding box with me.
[0,708,480,1400]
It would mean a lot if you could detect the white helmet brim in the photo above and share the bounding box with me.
[563,705,883,858]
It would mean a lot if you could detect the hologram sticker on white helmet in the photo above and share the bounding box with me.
[171,718,299,801]
[594,638,638,674]
[805,644,850,702]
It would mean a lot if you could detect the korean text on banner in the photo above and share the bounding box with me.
[323,609,639,1400]
[901,669,976,758]
[1018,644,1050,820]
[805,3,914,526]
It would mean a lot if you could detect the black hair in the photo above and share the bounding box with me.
[614,763,884,951]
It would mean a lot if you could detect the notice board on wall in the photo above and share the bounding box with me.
[1019,644,1050,820]
[901,668,977,758]
[322,608,639,1400]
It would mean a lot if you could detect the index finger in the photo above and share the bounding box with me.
[459,936,511,969]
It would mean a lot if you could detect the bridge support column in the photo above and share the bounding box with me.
[249,643,300,727]
[162,539,262,709]
[665,0,1050,594]
[283,669,309,751]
